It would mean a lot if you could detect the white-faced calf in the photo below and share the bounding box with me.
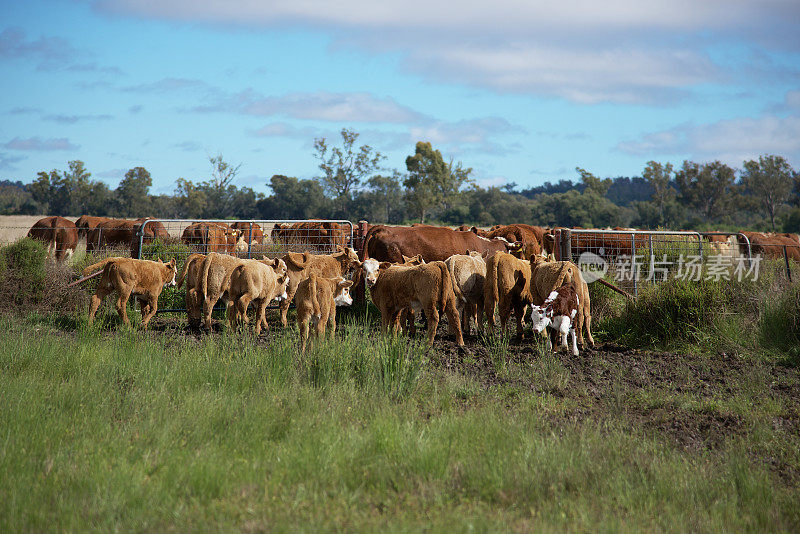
[530,283,580,356]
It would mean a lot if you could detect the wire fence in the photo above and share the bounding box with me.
[553,228,797,294]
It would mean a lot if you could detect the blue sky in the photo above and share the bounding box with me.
[1,0,799,195]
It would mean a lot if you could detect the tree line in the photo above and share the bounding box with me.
[2,128,799,233]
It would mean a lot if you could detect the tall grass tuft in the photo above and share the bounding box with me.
[602,277,721,346]
[759,283,800,360]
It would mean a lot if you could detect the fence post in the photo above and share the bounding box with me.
[631,233,637,296]
[354,220,369,303]
[247,223,253,259]
[784,245,793,282]
[561,228,572,263]
[554,229,562,261]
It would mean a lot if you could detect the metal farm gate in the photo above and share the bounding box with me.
[551,228,767,296]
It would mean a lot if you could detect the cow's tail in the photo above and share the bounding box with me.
[309,275,321,321]
[552,262,573,291]
[176,253,200,288]
[447,264,465,304]
[436,262,453,309]
[199,254,213,300]
[485,254,500,313]
[82,257,116,276]
[361,230,374,260]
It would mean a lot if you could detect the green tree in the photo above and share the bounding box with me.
[741,154,796,231]
[174,178,207,219]
[642,161,676,225]
[313,128,385,215]
[366,172,404,223]
[29,160,99,215]
[576,167,612,196]
[675,160,735,221]
[257,175,331,220]
[202,154,242,218]
[404,142,472,223]
[116,166,152,217]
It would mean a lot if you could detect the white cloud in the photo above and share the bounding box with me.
[617,114,800,166]
[91,0,800,103]
[2,136,79,151]
[195,90,426,123]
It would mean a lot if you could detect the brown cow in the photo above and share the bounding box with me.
[530,255,594,347]
[75,215,115,240]
[181,222,242,254]
[359,258,464,346]
[363,224,517,263]
[294,274,354,352]
[83,257,177,329]
[196,252,246,329]
[176,253,207,327]
[230,222,265,245]
[271,221,349,251]
[27,216,78,261]
[86,218,169,256]
[740,231,800,261]
[226,258,289,335]
[483,252,534,338]
[445,251,486,336]
[277,246,361,327]
[477,224,545,257]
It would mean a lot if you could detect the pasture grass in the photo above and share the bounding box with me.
[1,314,798,531]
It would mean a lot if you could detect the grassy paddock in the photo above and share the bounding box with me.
[1,315,798,531]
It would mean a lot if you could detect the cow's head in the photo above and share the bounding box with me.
[262,256,288,278]
[335,245,361,273]
[360,258,391,288]
[333,277,354,306]
[530,305,551,333]
[163,258,177,287]
[272,274,290,302]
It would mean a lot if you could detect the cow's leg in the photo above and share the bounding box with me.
[88,287,110,325]
[570,327,579,356]
[115,287,133,327]
[279,296,291,327]
[187,288,200,327]
[202,295,217,330]
[327,307,337,340]
[484,298,496,336]
[475,301,484,335]
[389,309,403,337]
[444,299,464,346]
[513,301,526,339]
[424,306,439,345]
[499,298,512,337]
[299,317,310,353]
[140,294,158,329]
[459,301,469,336]
[254,299,269,335]
[401,308,415,336]
[575,307,585,347]
[584,310,595,347]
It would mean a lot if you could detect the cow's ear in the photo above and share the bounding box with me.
[379,262,392,270]
[339,279,354,288]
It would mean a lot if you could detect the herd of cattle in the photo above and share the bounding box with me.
[15,216,800,353]
[24,215,352,259]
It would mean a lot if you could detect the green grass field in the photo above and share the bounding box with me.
[1,310,798,531]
